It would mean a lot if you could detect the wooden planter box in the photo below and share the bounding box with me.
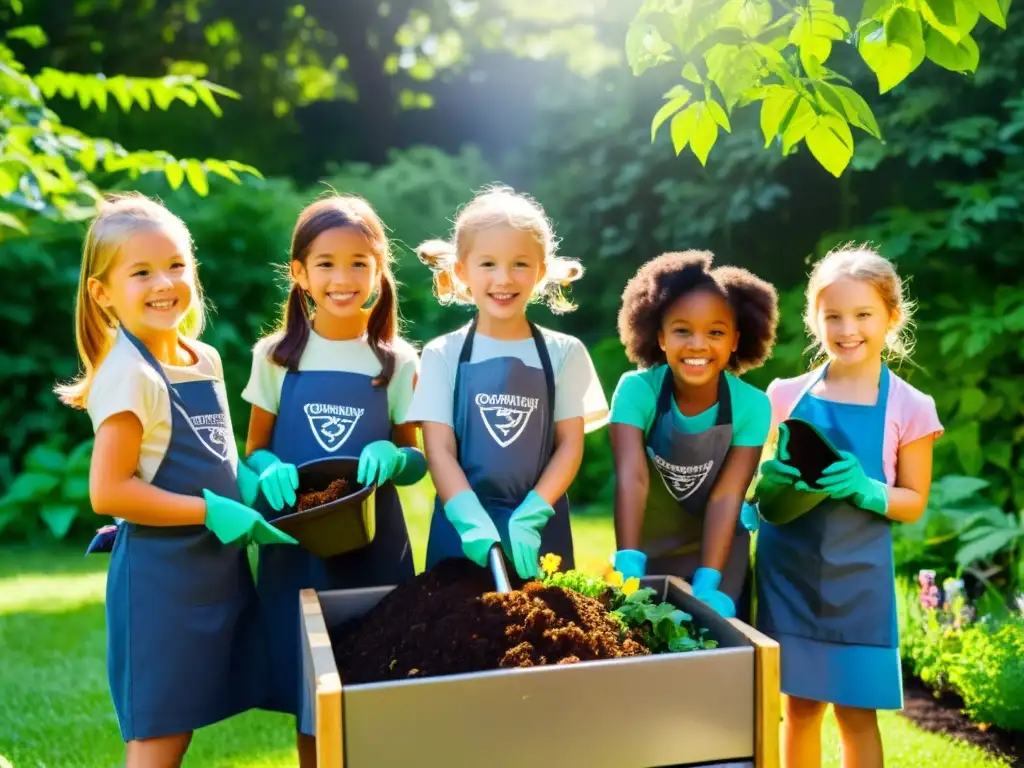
[300,575,780,768]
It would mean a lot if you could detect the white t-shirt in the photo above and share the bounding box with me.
[404,324,609,431]
[241,330,419,423]
[86,330,238,483]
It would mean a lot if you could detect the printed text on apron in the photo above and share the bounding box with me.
[425,319,574,570]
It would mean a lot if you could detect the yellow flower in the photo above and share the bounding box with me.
[540,553,562,576]
[606,570,624,588]
[621,577,640,597]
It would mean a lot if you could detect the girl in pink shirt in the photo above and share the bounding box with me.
[752,245,943,768]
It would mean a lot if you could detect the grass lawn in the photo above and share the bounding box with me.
[0,481,1009,767]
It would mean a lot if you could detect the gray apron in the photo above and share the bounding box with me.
[256,368,414,732]
[755,365,896,647]
[106,329,267,740]
[643,371,750,605]
[425,319,573,571]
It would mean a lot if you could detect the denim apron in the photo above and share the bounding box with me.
[256,368,413,732]
[642,372,750,605]
[105,329,267,740]
[755,365,901,708]
[425,319,574,570]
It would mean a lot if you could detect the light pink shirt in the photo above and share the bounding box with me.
[767,368,944,486]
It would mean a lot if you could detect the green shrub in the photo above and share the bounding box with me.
[947,618,1024,732]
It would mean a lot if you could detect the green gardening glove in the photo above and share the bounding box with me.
[753,424,801,502]
[507,491,555,579]
[808,451,889,516]
[444,490,501,566]
[357,441,428,487]
[239,450,299,511]
[203,489,298,547]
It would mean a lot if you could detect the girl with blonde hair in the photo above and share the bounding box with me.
[753,245,943,768]
[57,193,294,767]
[404,185,608,579]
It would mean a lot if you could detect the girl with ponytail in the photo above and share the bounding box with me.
[241,194,422,766]
[404,184,608,581]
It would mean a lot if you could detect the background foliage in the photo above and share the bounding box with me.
[0,0,1021,608]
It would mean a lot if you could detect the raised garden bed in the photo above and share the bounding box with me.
[300,560,780,768]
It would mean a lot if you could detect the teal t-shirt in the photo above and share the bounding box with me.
[609,366,771,447]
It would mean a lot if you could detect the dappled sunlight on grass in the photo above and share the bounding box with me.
[0,570,106,615]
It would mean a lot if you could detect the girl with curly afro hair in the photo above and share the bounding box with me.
[608,250,778,623]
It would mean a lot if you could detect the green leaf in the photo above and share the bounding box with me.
[681,62,703,84]
[184,160,209,196]
[25,444,66,474]
[959,387,986,417]
[193,82,223,117]
[205,159,242,184]
[956,528,1020,567]
[780,95,818,153]
[690,103,720,165]
[923,0,958,29]
[951,421,983,476]
[68,440,93,472]
[0,472,60,505]
[884,6,925,49]
[858,17,925,93]
[707,99,732,131]
[833,85,882,138]
[224,160,264,179]
[651,92,692,142]
[861,0,898,21]
[670,103,701,155]
[62,476,91,502]
[6,25,47,48]
[805,114,855,176]
[108,76,133,111]
[760,85,798,147]
[924,28,979,72]
[0,212,27,233]
[973,0,1010,27]
[919,0,979,42]
[40,504,79,540]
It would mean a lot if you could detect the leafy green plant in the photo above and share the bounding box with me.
[893,475,996,577]
[627,0,1012,175]
[0,439,93,541]
[0,6,260,236]
[608,587,720,653]
[542,569,611,599]
[947,617,1024,731]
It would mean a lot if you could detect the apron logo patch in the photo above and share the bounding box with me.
[304,403,364,453]
[188,412,230,460]
[475,393,539,448]
[652,455,714,502]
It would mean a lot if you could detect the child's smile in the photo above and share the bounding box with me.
[658,288,739,392]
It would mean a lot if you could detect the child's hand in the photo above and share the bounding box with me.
[816,451,888,516]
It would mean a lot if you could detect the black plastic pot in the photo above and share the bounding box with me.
[271,457,377,558]
[758,418,844,526]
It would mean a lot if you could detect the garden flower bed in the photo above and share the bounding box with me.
[898,570,1024,765]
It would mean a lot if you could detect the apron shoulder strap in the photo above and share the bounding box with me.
[121,327,184,405]
[655,367,733,426]
[528,322,556,426]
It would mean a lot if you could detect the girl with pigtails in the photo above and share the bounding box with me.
[404,185,608,580]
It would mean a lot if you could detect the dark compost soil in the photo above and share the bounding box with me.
[297,478,349,512]
[333,558,649,684]
[900,671,1023,766]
